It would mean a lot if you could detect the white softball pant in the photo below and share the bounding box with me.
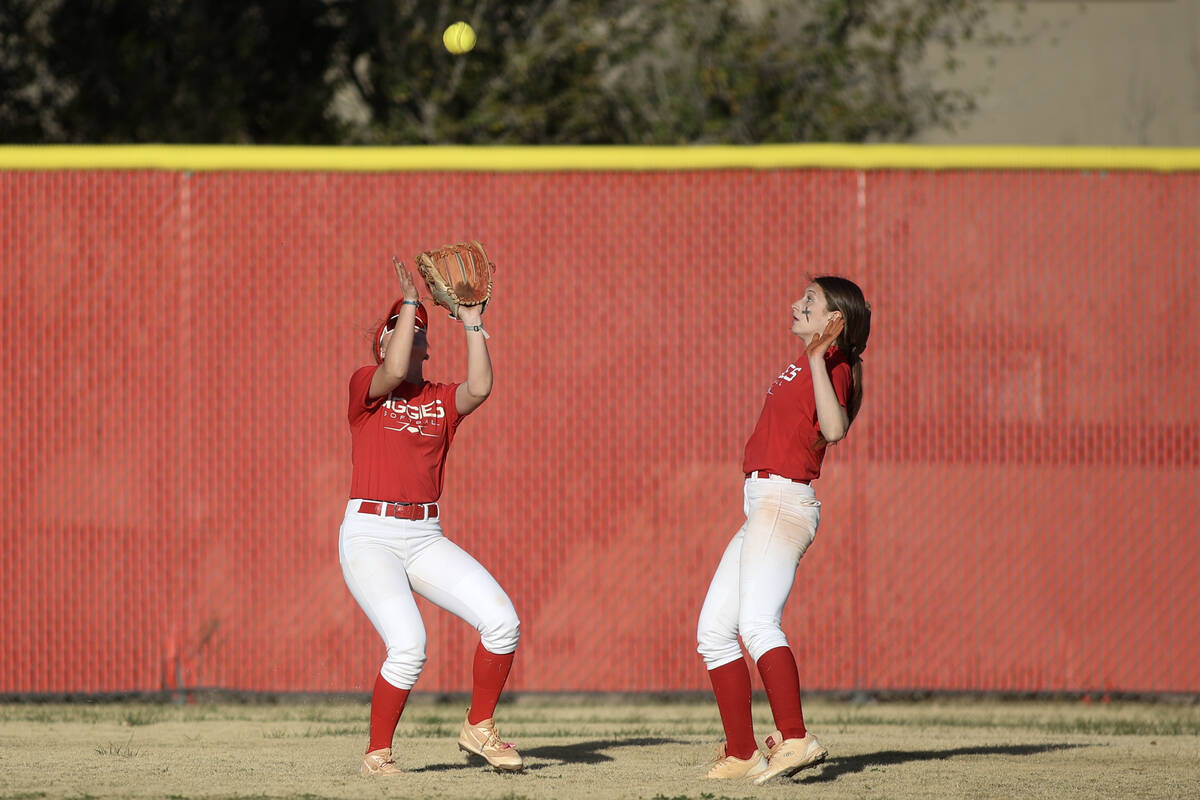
[696,475,821,669]
[338,500,520,690]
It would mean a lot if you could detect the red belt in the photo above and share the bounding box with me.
[746,470,810,485]
[358,501,439,521]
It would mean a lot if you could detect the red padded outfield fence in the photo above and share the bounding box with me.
[1,145,1197,696]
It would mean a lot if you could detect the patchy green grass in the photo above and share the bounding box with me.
[1,697,1197,799]
[94,734,140,758]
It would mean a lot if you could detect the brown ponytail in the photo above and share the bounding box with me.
[814,276,871,429]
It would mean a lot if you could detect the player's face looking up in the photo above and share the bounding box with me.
[791,283,839,339]
[412,331,429,360]
[379,317,430,374]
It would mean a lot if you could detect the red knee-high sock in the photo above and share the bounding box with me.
[707,659,758,760]
[368,671,411,753]
[756,645,807,740]
[467,642,515,724]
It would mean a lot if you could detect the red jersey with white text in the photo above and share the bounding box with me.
[347,365,463,503]
[742,348,853,483]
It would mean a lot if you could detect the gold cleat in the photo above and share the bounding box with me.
[753,729,828,784]
[703,742,769,779]
[458,713,524,772]
[360,747,403,776]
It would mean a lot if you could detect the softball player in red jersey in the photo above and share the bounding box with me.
[697,276,871,783]
[340,260,522,776]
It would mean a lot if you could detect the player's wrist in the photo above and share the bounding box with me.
[401,299,420,306]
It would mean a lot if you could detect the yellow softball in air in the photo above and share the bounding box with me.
[443,21,476,55]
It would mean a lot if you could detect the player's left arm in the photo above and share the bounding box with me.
[455,303,492,416]
[810,362,850,442]
[808,318,850,442]
[369,260,420,399]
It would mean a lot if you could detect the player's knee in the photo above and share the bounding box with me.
[740,619,787,663]
[696,622,741,669]
[478,610,520,654]
[381,640,426,688]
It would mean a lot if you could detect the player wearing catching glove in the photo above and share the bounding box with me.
[696,276,871,784]
[339,248,522,777]
[416,240,495,331]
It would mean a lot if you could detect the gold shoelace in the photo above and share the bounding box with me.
[481,724,515,750]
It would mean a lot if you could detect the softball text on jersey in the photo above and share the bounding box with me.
[742,348,852,482]
[347,365,463,503]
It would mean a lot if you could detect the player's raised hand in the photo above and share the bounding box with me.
[806,315,845,358]
[392,257,420,302]
[457,303,483,326]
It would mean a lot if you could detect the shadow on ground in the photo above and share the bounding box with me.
[796,743,1091,784]
[418,736,689,772]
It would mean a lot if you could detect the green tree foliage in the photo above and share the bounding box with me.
[1,0,1010,144]
[9,0,344,143]
[0,2,46,140]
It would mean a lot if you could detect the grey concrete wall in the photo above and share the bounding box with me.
[914,0,1200,146]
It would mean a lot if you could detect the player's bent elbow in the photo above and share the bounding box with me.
[820,425,847,443]
[456,385,491,416]
[384,365,408,382]
[468,377,492,399]
[819,409,850,442]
